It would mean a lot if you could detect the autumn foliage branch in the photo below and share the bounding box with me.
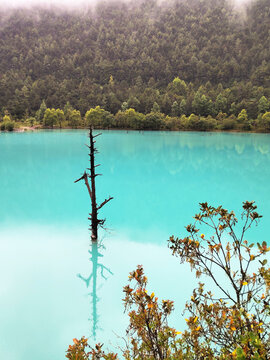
[67,201,270,359]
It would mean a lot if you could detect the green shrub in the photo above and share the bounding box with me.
[237,109,248,123]
[0,121,15,131]
[204,116,217,130]
[114,108,145,129]
[144,112,165,130]
[240,121,252,131]
[187,114,216,131]
[25,117,36,127]
[221,117,237,130]
[85,106,114,129]
[165,115,183,130]
[187,113,200,130]
[262,111,270,131]
[5,121,15,131]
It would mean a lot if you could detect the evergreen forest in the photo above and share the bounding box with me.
[0,0,270,131]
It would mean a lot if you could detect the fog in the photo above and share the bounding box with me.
[0,0,98,10]
[0,0,252,11]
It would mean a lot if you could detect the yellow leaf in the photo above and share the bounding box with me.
[195,326,201,331]
[193,316,198,323]
[176,331,182,335]
[231,327,236,331]
[150,292,155,299]
[242,281,248,286]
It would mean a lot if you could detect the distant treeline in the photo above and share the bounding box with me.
[0,0,270,123]
[1,102,270,132]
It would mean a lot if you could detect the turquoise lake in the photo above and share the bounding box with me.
[0,130,270,359]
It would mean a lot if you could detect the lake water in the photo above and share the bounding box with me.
[0,130,270,359]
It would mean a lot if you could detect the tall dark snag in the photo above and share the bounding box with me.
[75,127,113,241]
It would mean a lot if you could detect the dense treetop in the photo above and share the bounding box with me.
[0,0,269,122]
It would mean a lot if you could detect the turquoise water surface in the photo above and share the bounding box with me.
[0,130,270,359]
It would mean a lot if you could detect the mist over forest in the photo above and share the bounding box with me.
[0,0,269,130]
[0,0,250,10]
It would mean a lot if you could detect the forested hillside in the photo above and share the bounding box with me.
[0,0,270,128]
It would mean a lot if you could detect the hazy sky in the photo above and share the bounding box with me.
[0,0,251,10]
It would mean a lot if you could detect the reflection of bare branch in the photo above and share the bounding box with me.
[99,263,113,280]
[77,273,93,288]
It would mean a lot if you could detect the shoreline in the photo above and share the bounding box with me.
[9,126,270,135]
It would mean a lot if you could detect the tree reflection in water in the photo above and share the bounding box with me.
[77,240,113,339]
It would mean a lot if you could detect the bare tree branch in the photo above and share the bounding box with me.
[97,197,113,210]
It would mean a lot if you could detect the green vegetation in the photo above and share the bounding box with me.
[2,104,270,132]
[0,115,15,131]
[67,201,270,359]
[0,0,270,131]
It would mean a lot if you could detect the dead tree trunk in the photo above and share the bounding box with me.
[75,127,113,242]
